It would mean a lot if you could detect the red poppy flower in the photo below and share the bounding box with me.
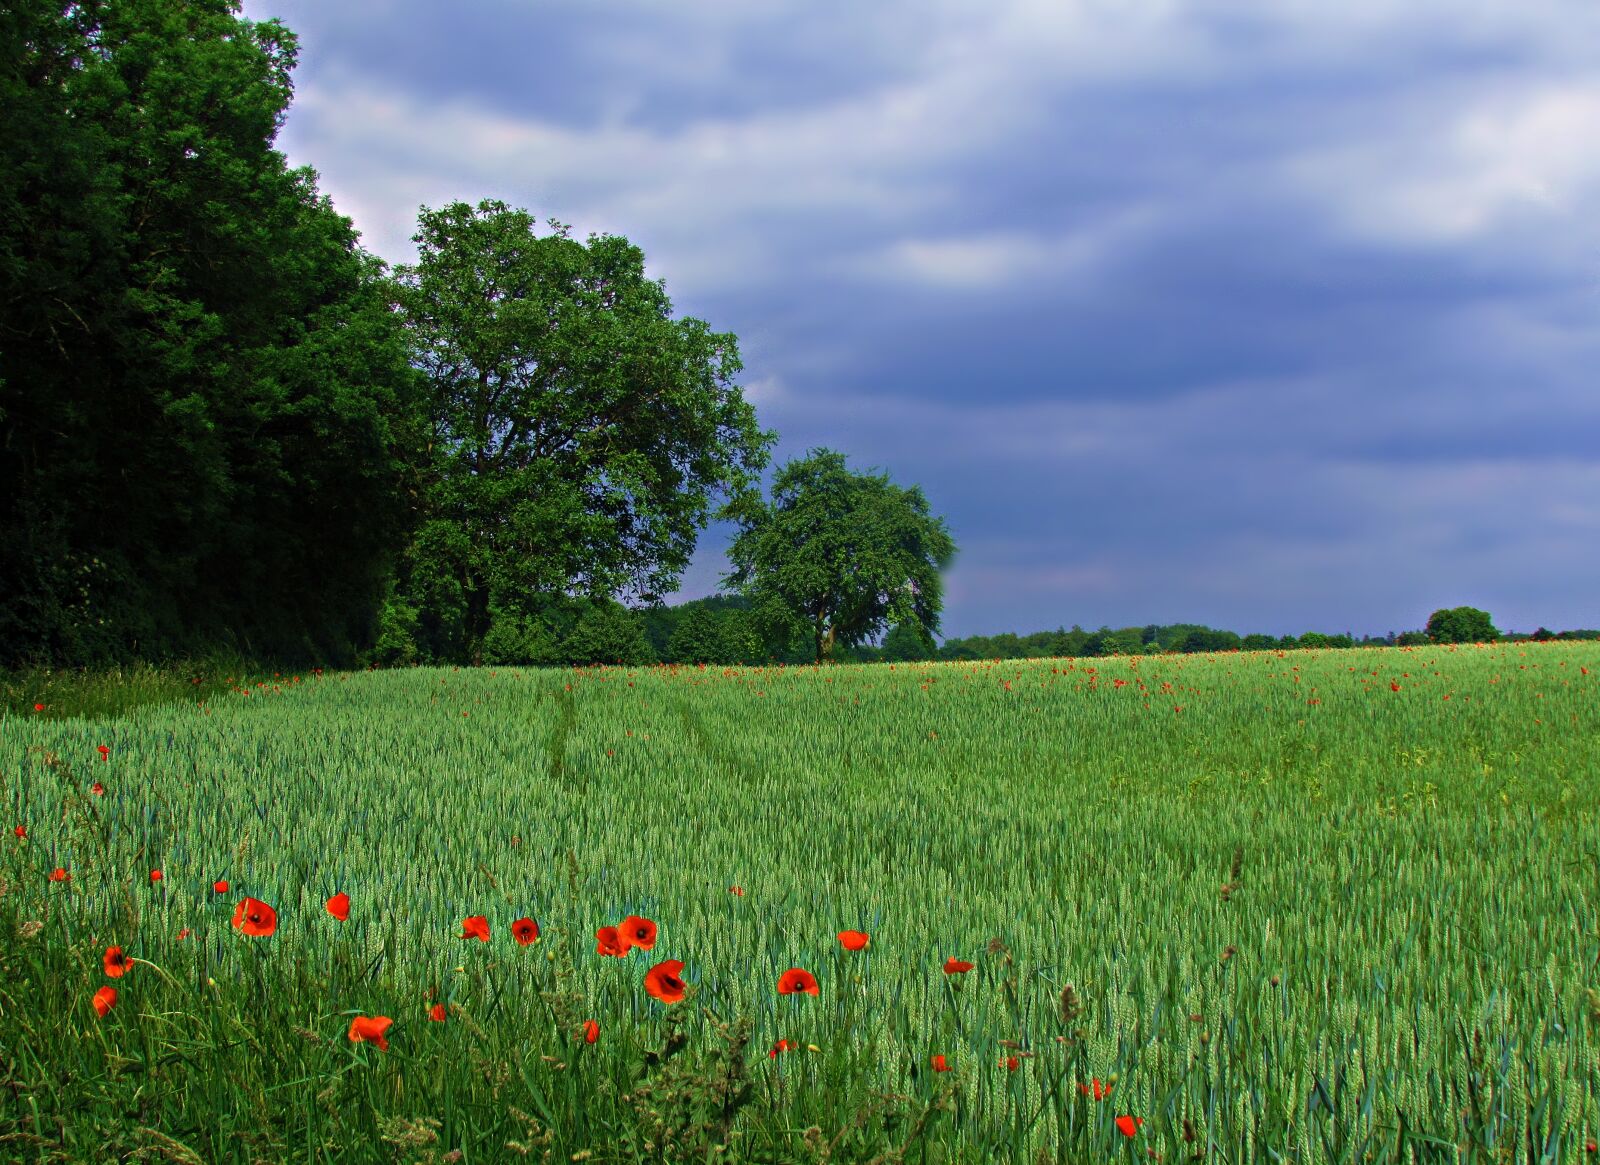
[92,986,117,1017]
[1391,681,1401,692]
[1116,1115,1144,1138]
[931,1054,951,1072]
[347,1015,393,1051]
[97,745,109,761]
[149,869,162,883]
[777,967,819,996]
[596,925,627,957]
[581,1019,599,1044]
[643,959,687,1004]
[618,915,656,951]
[1079,1077,1113,1100]
[48,867,69,883]
[90,782,105,796]
[32,703,43,712]
[326,892,350,921]
[213,879,229,894]
[837,930,870,951]
[943,957,975,974]
[770,1038,796,1057]
[460,915,490,941]
[1002,1055,1020,1071]
[176,927,192,940]
[512,917,539,945]
[12,825,24,839]
[429,1002,447,1022]
[728,885,744,896]
[103,946,131,978]
[232,896,278,937]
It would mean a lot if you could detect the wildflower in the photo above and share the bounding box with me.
[643,959,687,1004]
[1002,1055,1020,1071]
[49,867,69,883]
[232,896,278,937]
[97,745,109,761]
[149,869,162,883]
[512,917,540,945]
[33,703,43,712]
[1391,681,1401,692]
[460,915,490,942]
[931,1054,952,1072]
[429,1003,448,1022]
[13,825,24,839]
[581,1019,599,1044]
[837,930,870,951]
[1116,1115,1145,1138]
[90,782,105,796]
[92,986,117,1017]
[777,967,820,996]
[326,892,350,921]
[213,879,229,894]
[596,926,627,956]
[1079,1077,1113,1100]
[944,957,975,975]
[770,1038,796,1057]
[618,915,656,951]
[347,1015,393,1051]
[728,885,745,896]
[103,946,131,978]
[177,928,192,940]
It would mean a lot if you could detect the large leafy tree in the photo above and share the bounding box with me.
[0,0,423,667]
[723,448,957,663]
[391,201,774,663]
[1425,606,1499,644]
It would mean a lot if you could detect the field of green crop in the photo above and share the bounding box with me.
[3,642,1598,1163]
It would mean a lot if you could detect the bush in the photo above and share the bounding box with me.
[481,611,560,666]
[561,603,655,665]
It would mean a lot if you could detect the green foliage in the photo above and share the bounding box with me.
[389,199,774,663]
[1173,628,1243,654]
[479,608,561,667]
[724,448,957,663]
[1396,630,1432,646]
[667,605,723,664]
[880,621,934,662]
[1426,605,1500,645]
[559,601,655,665]
[0,0,423,670]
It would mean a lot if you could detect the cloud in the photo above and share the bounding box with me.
[1281,80,1600,248]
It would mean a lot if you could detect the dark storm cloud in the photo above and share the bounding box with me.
[239,0,1600,639]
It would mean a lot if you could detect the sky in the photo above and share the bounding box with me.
[237,0,1600,642]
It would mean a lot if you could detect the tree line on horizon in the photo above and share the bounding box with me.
[4,5,1582,675]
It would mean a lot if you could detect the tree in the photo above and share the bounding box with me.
[668,605,723,664]
[391,200,775,664]
[1425,606,1499,645]
[723,449,956,663]
[561,602,654,666]
[881,621,934,662]
[0,0,422,668]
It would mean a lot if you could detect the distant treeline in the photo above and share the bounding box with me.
[633,597,1600,667]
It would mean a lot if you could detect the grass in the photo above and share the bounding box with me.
[1,642,1597,1163]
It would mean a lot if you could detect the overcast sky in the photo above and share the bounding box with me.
[238,0,1600,641]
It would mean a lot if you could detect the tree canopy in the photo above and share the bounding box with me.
[1425,606,1500,645]
[387,200,775,664]
[722,448,956,663]
[0,0,422,668]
